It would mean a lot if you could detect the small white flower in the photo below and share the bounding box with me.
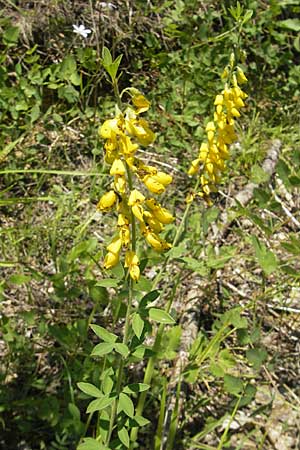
[98,2,117,9]
[72,24,92,39]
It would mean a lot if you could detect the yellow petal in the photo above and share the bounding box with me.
[100,119,119,139]
[154,171,172,186]
[132,204,144,222]
[236,67,248,84]
[107,236,122,254]
[97,190,117,211]
[128,189,145,206]
[143,175,165,194]
[104,251,119,269]
[110,159,126,176]
[132,94,151,114]
[125,250,139,267]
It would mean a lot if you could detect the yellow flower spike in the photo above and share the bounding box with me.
[107,236,122,254]
[128,189,145,206]
[143,175,165,194]
[124,250,140,281]
[97,190,118,211]
[104,251,119,269]
[237,67,248,84]
[110,159,126,176]
[132,94,151,114]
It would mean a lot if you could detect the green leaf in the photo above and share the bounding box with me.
[279,18,300,32]
[118,426,130,448]
[77,438,108,450]
[91,342,115,357]
[102,47,113,65]
[224,375,243,395]
[251,165,270,183]
[3,26,20,43]
[114,343,129,358]
[239,384,256,407]
[96,278,119,288]
[149,308,175,324]
[207,245,236,269]
[90,324,118,343]
[132,313,144,339]
[117,393,134,418]
[68,403,81,421]
[251,236,278,275]
[246,347,268,370]
[209,361,224,377]
[123,383,150,394]
[129,415,150,427]
[140,290,160,308]
[86,395,114,414]
[180,257,208,276]
[9,274,31,285]
[77,382,102,398]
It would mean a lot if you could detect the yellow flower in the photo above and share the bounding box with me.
[237,67,248,84]
[100,118,121,139]
[110,159,126,176]
[97,190,117,211]
[143,175,165,194]
[107,236,122,254]
[153,171,172,186]
[125,109,155,146]
[132,94,151,114]
[198,142,209,162]
[128,189,145,206]
[119,134,139,156]
[205,121,215,142]
[124,250,140,281]
[143,210,163,233]
[128,189,145,222]
[146,199,174,224]
[114,175,126,193]
[131,204,144,222]
[214,94,224,106]
[188,158,200,175]
[144,230,171,252]
[104,251,119,269]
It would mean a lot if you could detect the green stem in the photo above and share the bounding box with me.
[130,180,200,447]
[106,161,136,446]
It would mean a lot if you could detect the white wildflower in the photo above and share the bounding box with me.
[72,24,92,39]
[98,2,117,9]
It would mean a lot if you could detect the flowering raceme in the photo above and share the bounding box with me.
[97,89,174,281]
[188,59,248,203]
